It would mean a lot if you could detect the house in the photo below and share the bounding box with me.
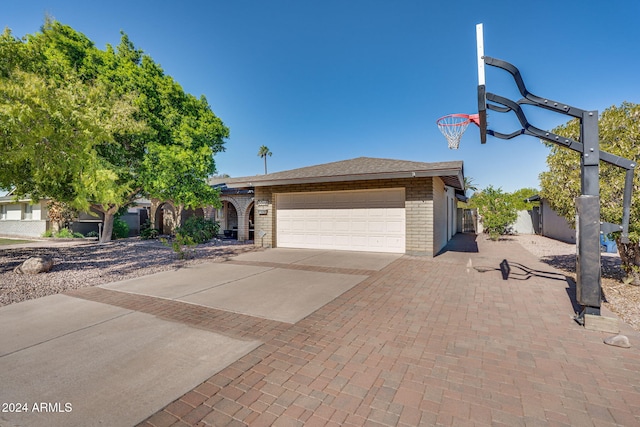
[523,195,575,244]
[0,189,151,238]
[0,190,49,237]
[217,157,465,256]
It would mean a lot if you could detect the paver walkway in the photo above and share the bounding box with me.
[89,234,640,426]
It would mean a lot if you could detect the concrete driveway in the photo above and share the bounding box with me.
[102,248,399,323]
[0,248,399,427]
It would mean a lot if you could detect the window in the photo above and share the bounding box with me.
[23,203,32,220]
[0,205,5,220]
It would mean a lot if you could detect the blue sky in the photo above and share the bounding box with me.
[2,0,639,193]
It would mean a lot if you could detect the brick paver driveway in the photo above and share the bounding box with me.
[136,235,640,426]
[109,236,640,425]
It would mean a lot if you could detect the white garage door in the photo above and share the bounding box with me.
[276,188,406,253]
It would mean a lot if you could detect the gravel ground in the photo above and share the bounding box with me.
[511,234,640,331]
[0,238,260,307]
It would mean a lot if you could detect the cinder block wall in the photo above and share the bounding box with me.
[253,177,436,256]
[0,220,48,238]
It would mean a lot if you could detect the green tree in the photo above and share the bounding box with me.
[258,145,272,174]
[540,102,640,282]
[468,186,517,240]
[464,176,479,197]
[510,187,539,211]
[0,20,228,243]
[0,22,146,242]
[142,142,221,229]
[0,65,141,216]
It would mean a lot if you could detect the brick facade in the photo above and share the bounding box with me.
[253,177,442,256]
[219,194,254,242]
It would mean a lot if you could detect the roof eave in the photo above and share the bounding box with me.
[226,168,463,189]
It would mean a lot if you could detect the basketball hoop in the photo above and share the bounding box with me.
[436,113,480,149]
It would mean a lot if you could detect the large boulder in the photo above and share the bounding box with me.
[14,256,54,274]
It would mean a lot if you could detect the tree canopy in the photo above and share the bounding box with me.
[467,185,518,240]
[510,187,539,211]
[539,102,640,280]
[0,19,229,242]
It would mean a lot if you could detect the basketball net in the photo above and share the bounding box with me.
[436,114,480,149]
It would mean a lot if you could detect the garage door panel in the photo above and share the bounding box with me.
[319,220,335,232]
[350,221,367,232]
[277,189,405,253]
[384,208,405,219]
[333,209,351,218]
[367,221,386,233]
[334,220,351,232]
[385,220,405,234]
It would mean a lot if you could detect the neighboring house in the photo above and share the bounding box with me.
[509,208,541,235]
[521,195,576,244]
[71,200,151,237]
[538,199,576,244]
[216,157,465,256]
[0,190,49,238]
[0,190,151,238]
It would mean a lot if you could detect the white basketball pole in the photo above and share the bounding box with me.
[476,23,485,86]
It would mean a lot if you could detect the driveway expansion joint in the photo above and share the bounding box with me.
[224,259,378,276]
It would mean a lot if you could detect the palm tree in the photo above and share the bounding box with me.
[464,176,479,197]
[257,145,272,174]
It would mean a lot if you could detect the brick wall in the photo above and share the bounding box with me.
[432,177,446,255]
[405,178,434,256]
[253,189,274,248]
[253,178,437,255]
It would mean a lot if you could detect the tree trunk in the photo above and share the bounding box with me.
[616,239,640,285]
[99,205,120,243]
[173,204,184,231]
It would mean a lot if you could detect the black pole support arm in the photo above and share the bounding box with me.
[484,92,635,243]
[484,56,586,119]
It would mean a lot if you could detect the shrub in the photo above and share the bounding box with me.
[42,229,54,238]
[54,228,74,238]
[85,231,99,238]
[140,227,160,240]
[175,217,219,244]
[468,186,517,239]
[161,233,196,259]
[112,217,129,239]
[73,232,84,238]
[139,219,160,240]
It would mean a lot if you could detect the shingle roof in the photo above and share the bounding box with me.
[222,157,464,190]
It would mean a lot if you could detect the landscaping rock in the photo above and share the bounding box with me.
[14,256,54,274]
[604,334,631,348]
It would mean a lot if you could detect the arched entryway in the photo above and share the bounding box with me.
[222,201,238,239]
[248,203,254,241]
[217,194,254,241]
[154,202,176,235]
